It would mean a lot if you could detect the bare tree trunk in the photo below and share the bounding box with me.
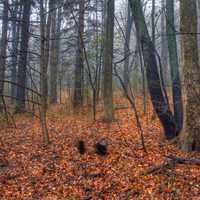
[197,0,200,64]
[160,0,169,88]
[49,2,61,104]
[49,1,57,104]
[166,0,183,134]
[179,0,200,151]
[11,0,21,103]
[40,0,52,145]
[0,0,9,112]
[123,2,133,92]
[138,42,147,114]
[15,0,31,113]
[103,0,115,122]
[151,0,155,46]
[73,0,85,108]
[129,0,176,139]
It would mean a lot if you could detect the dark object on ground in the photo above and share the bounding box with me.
[0,157,9,168]
[95,140,108,156]
[77,140,85,154]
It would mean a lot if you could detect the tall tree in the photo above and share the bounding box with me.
[179,0,200,151]
[11,0,21,102]
[40,0,53,145]
[197,0,200,63]
[151,0,155,46]
[160,0,169,87]
[73,0,85,107]
[128,0,176,139]
[123,2,133,92]
[166,0,183,134]
[0,0,9,111]
[49,1,62,104]
[103,0,115,121]
[15,0,32,113]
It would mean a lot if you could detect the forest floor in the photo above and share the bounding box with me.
[0,98,200,200]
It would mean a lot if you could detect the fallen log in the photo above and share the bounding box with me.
[140,160,176,176]
[166,155,200,165]
[141,154,200,176]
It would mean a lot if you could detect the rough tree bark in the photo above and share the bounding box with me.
[103,0,115,121]
[166,0,183,134]
[128,0,176,139]
[151,0,155,46]
[49,1,61,104]
[179,0,200,151]
[160,0,169,87]
[11,0,21,103]
[197,0,200,63]
[0,0,9,112]
[40,0,52,145]
[73,0,85,108]
[123,2,133,92]
[15,0,31,113]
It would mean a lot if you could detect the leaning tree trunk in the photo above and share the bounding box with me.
[102,0,115,122]
[128,0,176,139]
[166,0,183,135]
[73,0,85,108]
[0,0,9,112]
[179,0,200,151]
[15,0,31,113]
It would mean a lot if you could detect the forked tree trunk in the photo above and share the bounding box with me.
[128,0,176,139]
[179,0,200,151]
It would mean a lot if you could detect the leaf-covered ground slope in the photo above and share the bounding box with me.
[0,102,200,199]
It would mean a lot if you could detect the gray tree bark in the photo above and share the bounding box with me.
[179,0,200,151]
[123,2,133,92]
[40,0,53,145]
[160,0,169,87]
[11,0,22,103]
[15,0,31,113]
[128,0,176,139]
[73,0,85,108]
[49,2,62,104]
[166,0,183,134]
[103,0,115,121]
[151,0,155,46]
[0,0,8,111]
